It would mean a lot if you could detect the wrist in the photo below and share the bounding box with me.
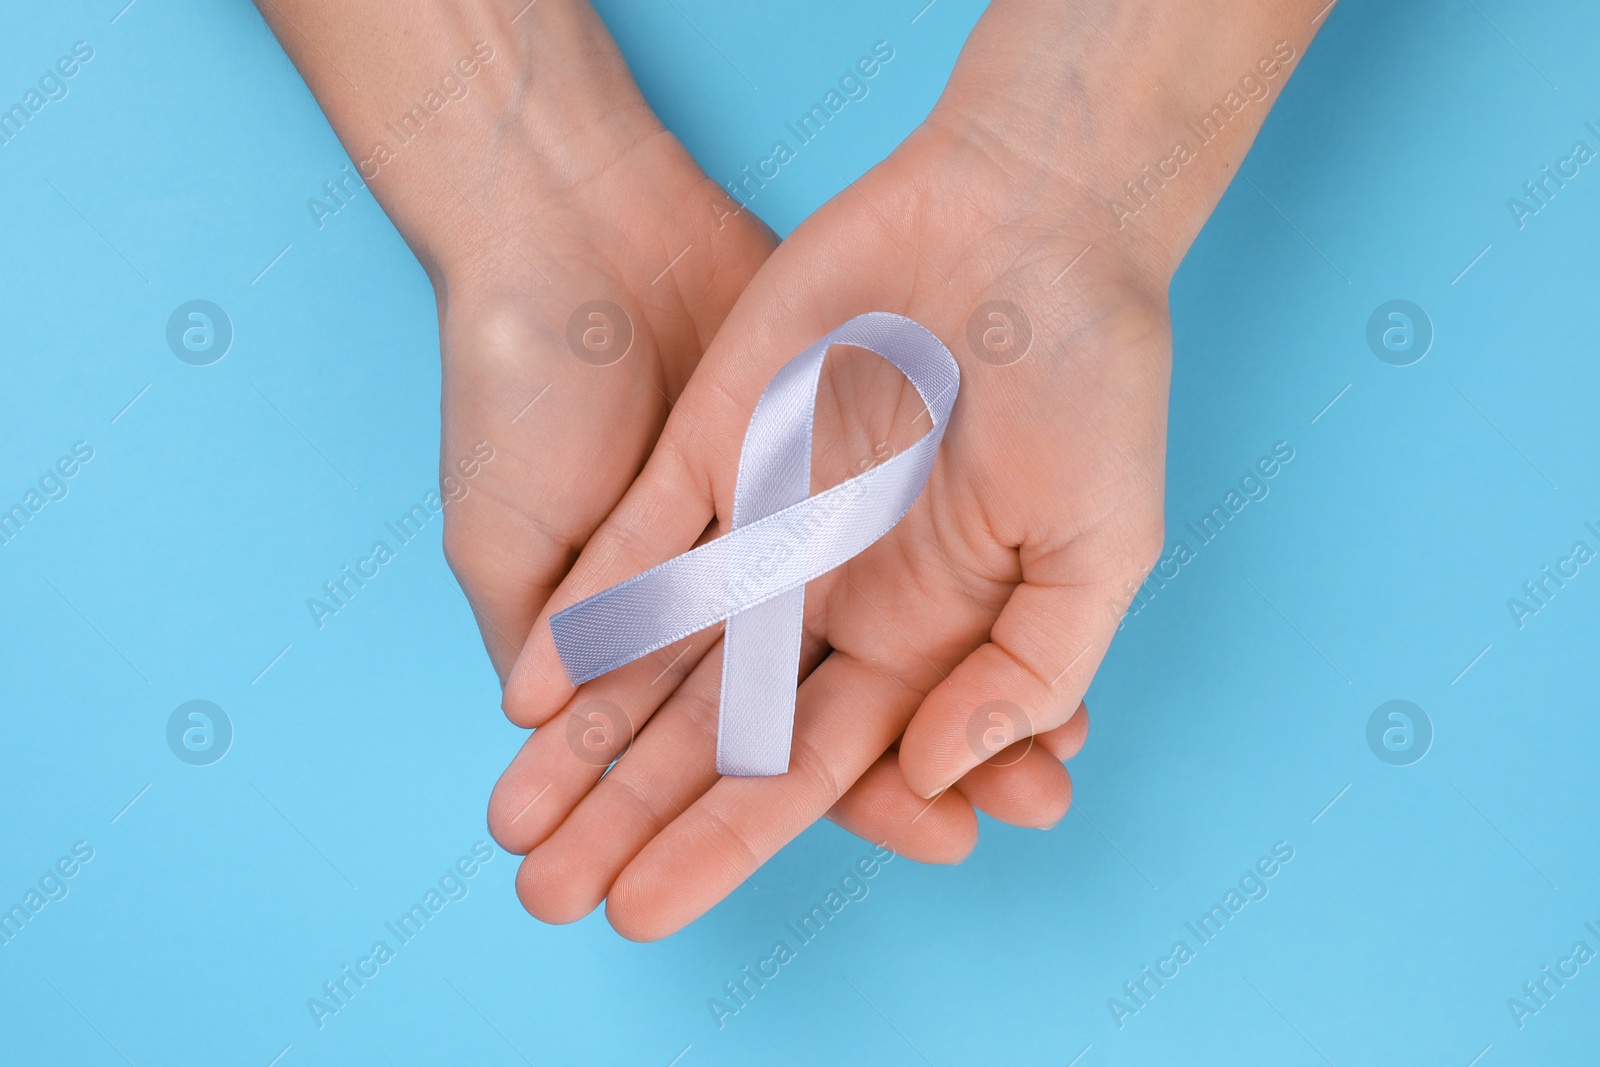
[926,0,1317,284]
[379,5,668,276]
[907,103,1178,301]
[260,0,664,279]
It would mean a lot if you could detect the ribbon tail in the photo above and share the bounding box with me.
[717,588,804,776]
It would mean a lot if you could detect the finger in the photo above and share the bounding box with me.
[494,587,850,861]
[953,742,1073,829]
[898,534,1143,797]
[1034,701,1089,763]
[825,752,977,864]
[513,640,726,924]
[939,705,1087,828]
[486,630,714,855]
[604,650,919,941]
[501,430,715,728]
[514,653,978,925]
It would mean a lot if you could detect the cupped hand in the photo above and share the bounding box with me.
[490,103,1171,939]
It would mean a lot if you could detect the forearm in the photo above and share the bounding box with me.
[935,0,1322,281]
[252,0,658,278]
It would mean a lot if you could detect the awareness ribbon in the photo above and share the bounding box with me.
[550,312,960,776]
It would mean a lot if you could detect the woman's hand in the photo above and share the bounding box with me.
[255,0,1078,879]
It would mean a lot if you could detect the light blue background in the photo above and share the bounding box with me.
[2,1,1597,1064]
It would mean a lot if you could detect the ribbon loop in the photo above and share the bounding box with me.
[550,312,959,776]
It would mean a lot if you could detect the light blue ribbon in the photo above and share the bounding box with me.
[550,312,960,776]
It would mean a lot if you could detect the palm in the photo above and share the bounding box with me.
[493,119,1163,939]
[437,130,770,678]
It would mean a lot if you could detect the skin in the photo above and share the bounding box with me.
[255,0,1075,874]
[258,0,1321,939]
